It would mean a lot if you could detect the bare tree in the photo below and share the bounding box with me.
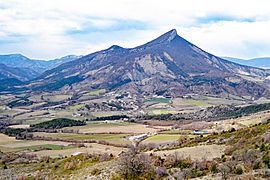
[117,147,153,178]
[218,164,230,180]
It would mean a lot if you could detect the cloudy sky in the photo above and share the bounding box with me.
[0,0,270,60]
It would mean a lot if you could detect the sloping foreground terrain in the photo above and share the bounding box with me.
[0,116,270,179]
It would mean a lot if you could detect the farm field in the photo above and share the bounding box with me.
[144,97,171,104]
[0,133,73,152]
[84,89,106,96]
[146,108,178,115]
[142,134,182,144]
[65,122,159,134]
[33,132,131,145]
[8,124,30,129]
[153,144,226,161]
[31,143,127,158]
[90,111,126,117]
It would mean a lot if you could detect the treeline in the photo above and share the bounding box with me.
[0,118,86,139]
[92,115,129,121]
[226,102,270,118]
[136,114,174,121]
[30,118,86,129]
[136,102,270,121]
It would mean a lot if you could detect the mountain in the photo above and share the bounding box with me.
[223,57,270,69]
[0,63,38,81]
[15,30,270,98]
[0,54,81,79]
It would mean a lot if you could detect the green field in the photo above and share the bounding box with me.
[147,108,177,115]
[34,132,131,145]
[21,144,75,151]
[159,129,193,134]
[144,98,171,104]
[142,134,182,144]
[85,89,106,96]
[69,104,85,110]
[181,99,211,108]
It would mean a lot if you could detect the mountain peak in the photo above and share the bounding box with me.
[107,45,125,51]
[155,29,178,43]
[140,29,179,48]
[166,29,177,41]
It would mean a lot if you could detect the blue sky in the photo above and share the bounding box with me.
[0,0,270,60]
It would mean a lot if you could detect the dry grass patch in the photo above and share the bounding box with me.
[8,124,30,129]
[33,132,131,145]
[67,122,158,134]
[153,144,226,161]
[32,143,126,158]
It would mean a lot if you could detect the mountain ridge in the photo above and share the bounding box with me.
[0,54,82,80]
[223,57,270,69]
[3,29,270,99]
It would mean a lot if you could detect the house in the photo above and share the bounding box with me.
[129,133,149,141]
[193,130,209,135]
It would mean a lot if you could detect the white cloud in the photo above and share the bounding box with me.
[0,0,270,59]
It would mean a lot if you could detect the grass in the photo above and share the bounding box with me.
[85,89,106,96]
[142,134,182,144]
[64,122,158,134]
[69,104,85,110]
[147,108,178,115]
[91,111,126,117]
[159,129,193,134]
[43,94,72,102]
[181,99,211,108]
[21,144,75,151]
[34,132,131,145]
[144,98,171,104]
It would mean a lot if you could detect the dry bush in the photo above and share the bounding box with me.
[218,164,231,180]
[1,153,18,163]
[16,176,26,180]
[155,166,167,178]
[99,153,112,162]
[178,136,189,146]
[64,159,81,170]
[68,143,85,148]
[242,149,259,166]
[237,137,247,147]
[180,121,213,130]
[117,148,153,178]
[263,133,270,143]
[163,152,192,169]
[41,156,51,163]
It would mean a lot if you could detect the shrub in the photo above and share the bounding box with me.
[253,161,261,170]
[117,148,153,179]
[41,156,51,163]
[263,154,270,166]
[176,159,191,169]
[218,164,230,180]
[155,166,167,178]
[211,163,218,173]
[234,165,244,175]
[260,144,267,152]
[91,168,101,176]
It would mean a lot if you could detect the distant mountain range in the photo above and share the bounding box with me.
[0,63,38,81]
[0,54,81,80]
[1,29,270,99]
[223,57,270,69]
[27,29,270,99]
